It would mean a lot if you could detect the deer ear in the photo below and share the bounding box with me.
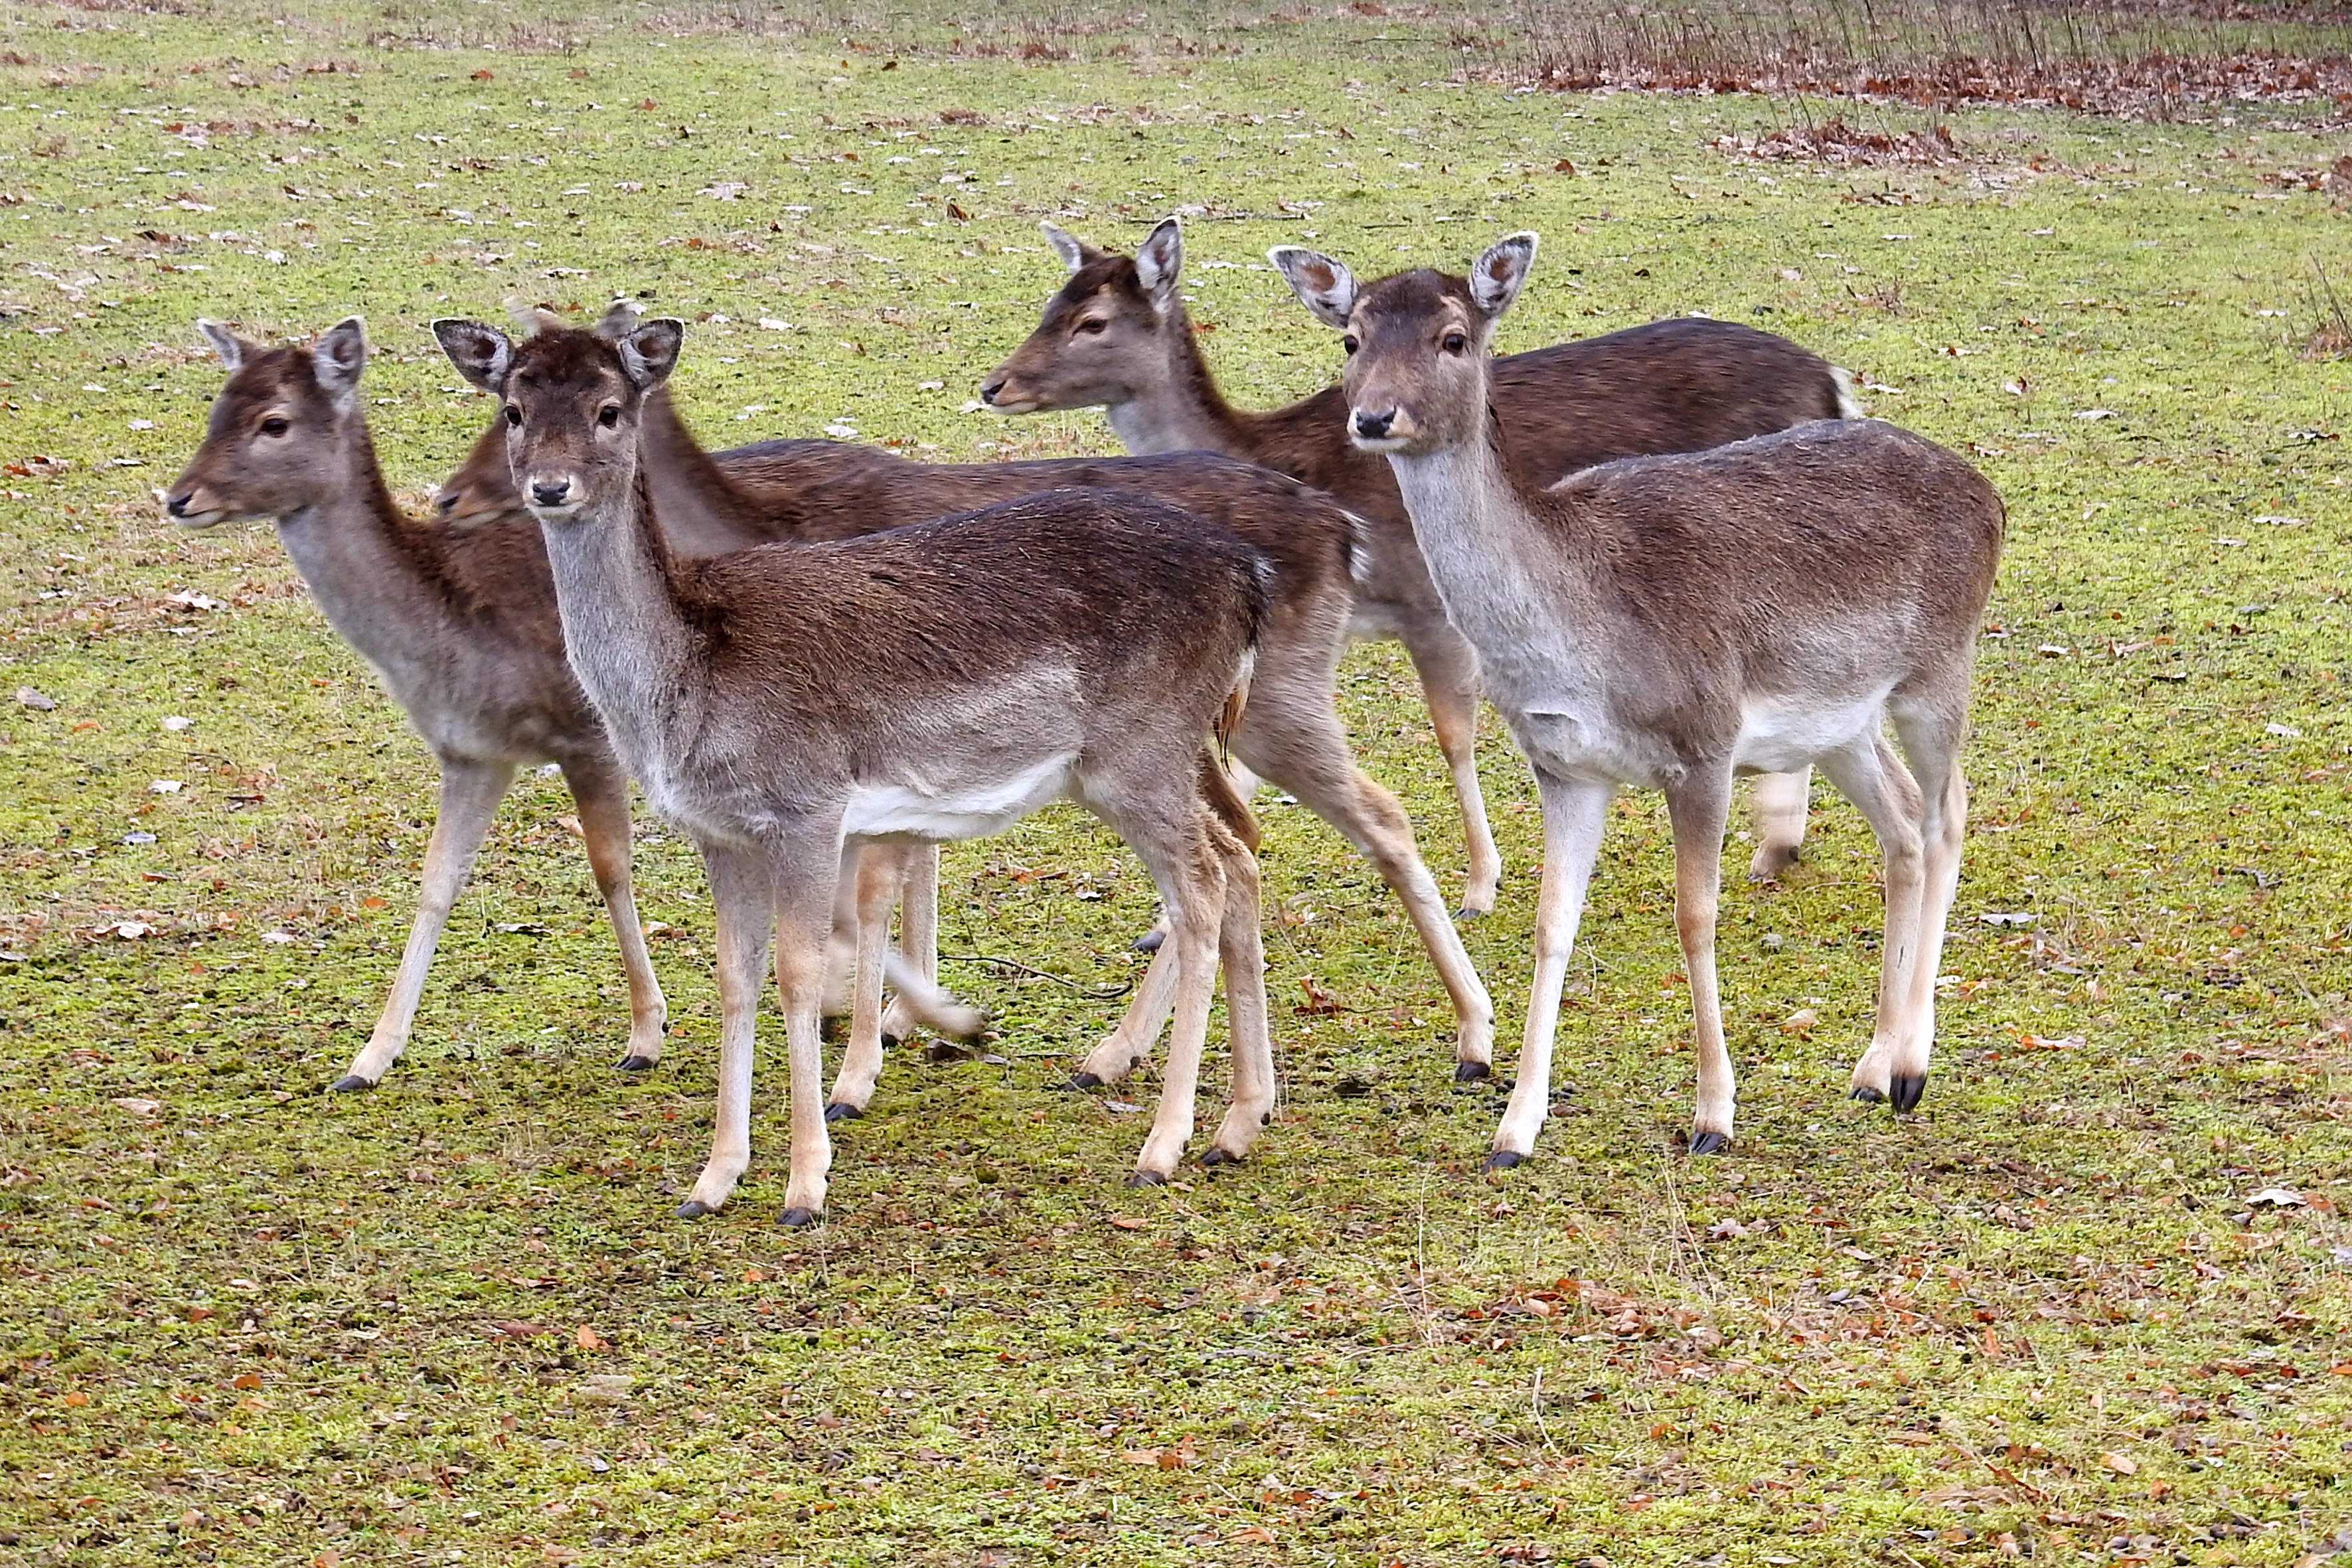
[1039,220,1091,273]
[1134,217,1183,310]
[196,319,252,370]
[433,318,514,394]
[1468,232,1538,321]
[592,298,643,341]
[311,317,368,407]
[619,318,684,390]
[1268,246,1358,330]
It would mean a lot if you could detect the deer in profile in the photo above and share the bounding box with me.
[436,320,1501,1087]
[164,317,672,1093]
[984,218,1859,902]
[433,309,1278,1223]
[1270,234,2002,1164]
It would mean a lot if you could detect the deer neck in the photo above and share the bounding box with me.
[270,416,463,701]
[637,390,792,558]
[1104,303,1248,457]
[531,461,704,785]
[1381,412,1603,684]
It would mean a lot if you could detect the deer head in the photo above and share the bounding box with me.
[980,218,1185,414]
[167,317,369,528]
[431,304,684,523]
[1271,233,1537,455]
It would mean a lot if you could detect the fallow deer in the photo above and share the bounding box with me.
[983,218,1858,899]
[433,311,1279,1221]
[1271,235,2002,1164]
[165,318,672,1092]
[436,335,1503,1085]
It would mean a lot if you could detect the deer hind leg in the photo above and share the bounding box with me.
[1665,773,1737,1154]
[676,841,776,1219]
[1747,767,1813,880]
[1886,700,1971,1113]
[1490,771,1612,1169]
[824,840,904,1122]
[879,842,978,1043]
[334,757,516,1091]
[1229,690,1496,1081]
[1401,622,1503,917]
[1201,773,1276,1168]
[1816,733,1928,1110]
[771,836,845,1227]
[565,758,668,1073]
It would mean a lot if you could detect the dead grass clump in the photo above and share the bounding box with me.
[1714,114,1960,165]
[1517,0,2352,122]
[2302,260,2352,358]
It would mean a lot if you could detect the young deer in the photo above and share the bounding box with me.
[1270,235,2002,1164]
[165,318,671,1091]
[436,337,1502,1086]
[433,311,1278,1222]
[983,218,1857,900]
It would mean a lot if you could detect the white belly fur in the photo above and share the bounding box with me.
[841,752,1077,842]
[1732,690,1891,775]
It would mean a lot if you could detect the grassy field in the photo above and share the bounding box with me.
[3,1,2351,1563]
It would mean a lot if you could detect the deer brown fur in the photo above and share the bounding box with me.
[433,311,1279,1222]
[983,219,1859,897]
[1272,234,2003,1165]
[437,341,1502,1083]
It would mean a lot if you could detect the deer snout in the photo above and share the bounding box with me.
[528,476,574,509]
[1352,407,1396,441]
[164,484,224,528]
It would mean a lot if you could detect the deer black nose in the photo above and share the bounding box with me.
[434,488,460,517]
[1354,408,1395,440]
[530,479,572,507]
[165,493,193,518]
[978,378,1004,406]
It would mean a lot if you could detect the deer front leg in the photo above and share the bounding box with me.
[1747,767,1812,880]
[564,758,668,1072]
[1665,775,1736,1154]
[1071,939,1181,1088]
[333,757,515,1091]
[675,842,773,1219]
[1403,622,1502,917]
[1490,771,1610,1169]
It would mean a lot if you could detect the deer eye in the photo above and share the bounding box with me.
[1441,331,1468,354]
[597,404,621,430]
[259,416,289,437]
[1340,335,1359,356]
[1075,318,1108,336]
[503,404,523,428]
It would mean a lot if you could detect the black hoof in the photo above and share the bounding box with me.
[1484,1149,1527,1172]
[1125,1170,1167,1188]
[1452,1060,1492,1083]
[823,1101,863,1123]
[1130,928,1166,955]
[1850,1085,1886,1104]
[778,1206,822,1229]
[1687,1129,1731,1156]
[326,1074,374,1094]
[615,1054,657,1073]
[674,1200,716,1218]
[1064,1071,1103,1091]
[1453,906,1486,921]
[1199,1147,1241,1168]
[1889,1072,1928,1113]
